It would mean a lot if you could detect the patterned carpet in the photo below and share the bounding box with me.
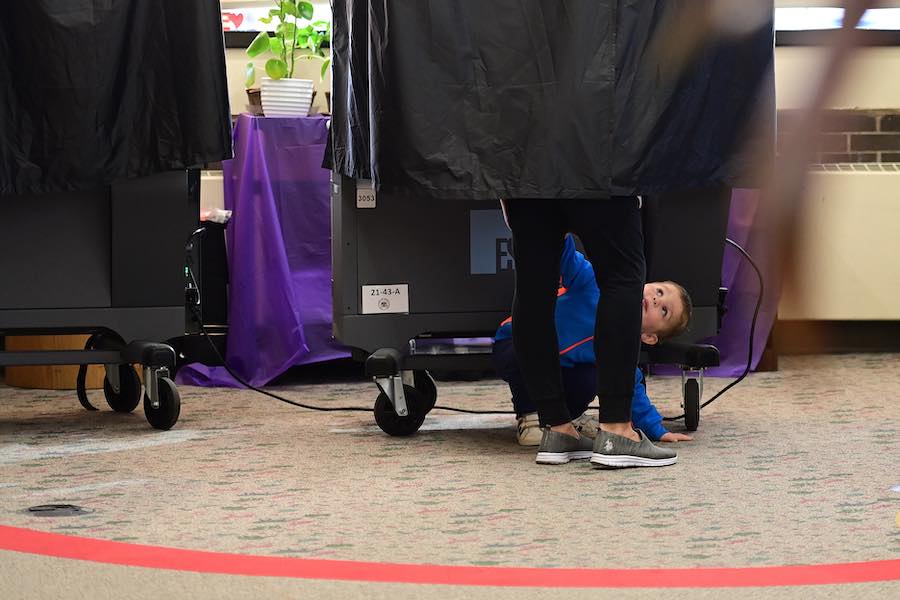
[0,354,898,596]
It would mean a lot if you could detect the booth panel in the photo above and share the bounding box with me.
[355,196,515,315]
[112,170,199,308]
[0,190,111,310]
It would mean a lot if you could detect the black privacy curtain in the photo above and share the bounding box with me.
[0,0,232,196]
[329,0,774,199]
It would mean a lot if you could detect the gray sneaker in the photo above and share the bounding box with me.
[535,429,594,465]
[590,428,677,468]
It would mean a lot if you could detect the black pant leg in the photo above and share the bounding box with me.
[496,336,598,419]
[503,198,570,427]
[564,197,645,423]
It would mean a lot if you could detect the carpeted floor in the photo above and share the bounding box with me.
[0,354,898,598]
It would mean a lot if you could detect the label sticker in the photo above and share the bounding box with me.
[356,179,376,209]
[361,284,409,314]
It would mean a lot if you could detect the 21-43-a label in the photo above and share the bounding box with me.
[361,284,409,314]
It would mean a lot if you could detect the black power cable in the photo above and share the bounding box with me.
[662,237,764,421]
[190,301,515,413]
[185,230,761,421]
[184,228,372,412]
[431,405,514,415]
[188,306,373,412]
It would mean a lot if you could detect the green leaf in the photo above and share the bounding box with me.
[281,1,298,17]
[313,32,327,54]
[246,31,271,58]
[265,58,288,79]
[296,35,309,49]
[320,58,331,80]
[298,1,314,20]
[269,36,285,58]
[245,62,256,88]
[277,22,297,40]
[259,16,273,24]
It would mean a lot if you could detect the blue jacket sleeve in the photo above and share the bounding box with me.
[630,368,668,441]
[560,235,596,292]
[559,235,578,286]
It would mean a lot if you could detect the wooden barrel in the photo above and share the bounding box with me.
[4,335,105,390]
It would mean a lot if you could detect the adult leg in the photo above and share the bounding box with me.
[565,197,644,437]
[503,198,570,428]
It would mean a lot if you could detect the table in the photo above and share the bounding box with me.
[179,115,350,387]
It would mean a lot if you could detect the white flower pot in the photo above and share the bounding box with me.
[260,78,315,117]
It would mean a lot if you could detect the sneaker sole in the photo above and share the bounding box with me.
[589,453,677,468]
[536,450,593,465]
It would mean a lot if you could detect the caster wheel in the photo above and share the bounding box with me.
[683,378,700,432]
[373,385,427,436]
[143,377,181,430]
[103,365,142,413]
[413,370,437,411]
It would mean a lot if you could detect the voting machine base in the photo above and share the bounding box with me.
[332,175,729,436]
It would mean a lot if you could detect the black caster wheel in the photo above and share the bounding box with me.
[413,370,437,412]
[103,365,142,413]
[683,378,700,432]
[143,377,181,430]
[373,385,427,436]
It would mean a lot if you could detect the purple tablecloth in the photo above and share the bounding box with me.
[708,189,780,377]
[655,188,779,377]
[179,115,351,388]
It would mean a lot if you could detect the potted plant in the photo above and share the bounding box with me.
[244,1,331,117]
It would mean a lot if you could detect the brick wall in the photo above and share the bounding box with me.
[778,109,900,163]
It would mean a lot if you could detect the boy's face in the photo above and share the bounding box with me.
[640,282,684,345]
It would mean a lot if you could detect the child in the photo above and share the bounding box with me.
[493,234,694,446]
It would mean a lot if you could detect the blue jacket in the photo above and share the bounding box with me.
[494,235,668,440]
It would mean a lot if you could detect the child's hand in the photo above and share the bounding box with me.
[659,432,693,442]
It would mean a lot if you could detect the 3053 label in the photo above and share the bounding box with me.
[356,179,376,208]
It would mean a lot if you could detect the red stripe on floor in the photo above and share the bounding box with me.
[2,525,899,588]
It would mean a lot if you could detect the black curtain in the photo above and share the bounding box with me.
[329,0,774,199]
[0,0,233,196]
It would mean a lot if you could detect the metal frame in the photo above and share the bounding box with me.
[0,170,197,427]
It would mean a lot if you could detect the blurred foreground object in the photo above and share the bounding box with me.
[656,0,878,348]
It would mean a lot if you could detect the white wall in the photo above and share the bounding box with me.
[776,47,900,109]
[771,18,900,320]
[777,170,900,320]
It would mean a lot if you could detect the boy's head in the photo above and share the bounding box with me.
[640,281,692,345]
